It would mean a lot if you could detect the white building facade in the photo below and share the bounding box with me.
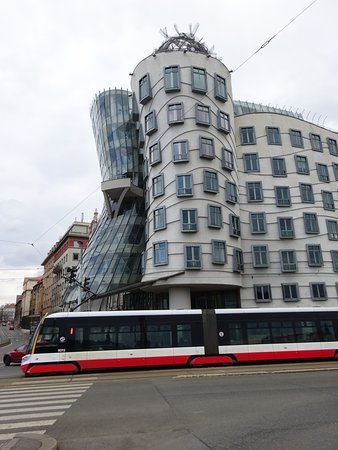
[130,32,338,310]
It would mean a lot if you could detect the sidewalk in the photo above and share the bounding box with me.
[2,433,57,450]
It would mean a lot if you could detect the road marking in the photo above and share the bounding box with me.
[0,389,88,399]
[2,411,64,421]
[0,405,72,414]
[0,398,78,408]
[0,383,93,393]
[0,394,82,403]
[0,420,56,430]
[11,376,98,385]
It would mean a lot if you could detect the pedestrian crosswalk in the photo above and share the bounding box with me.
[0,377,96,441]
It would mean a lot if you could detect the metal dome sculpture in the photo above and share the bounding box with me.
[155,24,219,59]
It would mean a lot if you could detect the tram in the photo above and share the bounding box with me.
[21,307,338,376]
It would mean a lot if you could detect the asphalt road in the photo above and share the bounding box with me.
[0,327,29,378]
[0,361,337,449]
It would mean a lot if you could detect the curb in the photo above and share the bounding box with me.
[2,433,58,450]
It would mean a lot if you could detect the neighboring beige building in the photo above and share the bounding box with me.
[42,215,97,314]
[21,276,43,328]
[0,303,15,323]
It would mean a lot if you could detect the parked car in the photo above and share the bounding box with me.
[3,344,27,366]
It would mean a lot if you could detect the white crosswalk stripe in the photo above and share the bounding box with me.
[0,378,95,441]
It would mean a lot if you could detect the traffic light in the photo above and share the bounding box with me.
[66,267,78,284]
[83,277,90,290]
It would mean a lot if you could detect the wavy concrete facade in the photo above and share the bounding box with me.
[64,32,338,311]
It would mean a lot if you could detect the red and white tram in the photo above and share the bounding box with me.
[21,307,338,376]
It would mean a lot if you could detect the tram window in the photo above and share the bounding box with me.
[146,324,172,348]
[176,324,192,347]
[295,321,319,342]
[271,321,295,343]
[35,326,60,353]
[67,327,85,352]
[319,320,335,341]
[117,325,142,349]
[247,322,272,344]
[228,322,245,345]
[88,326,117,350]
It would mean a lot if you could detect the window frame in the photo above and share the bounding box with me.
[214,73,227,101]
[327,138,338,156]
[139,73,152,105]
[226,181,238,204]
[153,241,168,266]
[240,126,256,145]
[254,284,272,303]
[306,244,323,267]
[199,136,215,159]
[275,186,291,207]
[316,163,330,182]
[229,214,240,237]
[181,209,198,233]
[222,148,234,171]
[176,174,193,197]
[145,110,157,136]
[331,250,338,271]
[185,245,202,269]
[243,153,260,172]
[250,212,267,234]
[152,173,164,198]
[217,110,230,133]
[278,217,295,239]
[195,103,210,126]
[191,67,207,94]
[153,206,166,231]
[280,250,297,272]
[167,102,184,124]
[149,141,161,166]
[326,219,338,240]
[303,212,319,234]
[233,248,244,272]
[299,183,314,203]
[266,127,281,145]
[294,155,309,175]
[282,283,299,302]
[321,190,335,211]
[271,157,287,177]
[211,240,227,265]
[247,181,263,202]
[207,204,223,229]
[164,65,180,92]
[172,140,189,163]
[289,129,304,148]
[310,133,323,152]
[252,245,269,268]
[203,169,219,193]
[310,283,327,301]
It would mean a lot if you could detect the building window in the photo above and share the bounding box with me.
[217,110,230,133]
[168,103,184,124]
[185,245,202,269]
[303,212,319,234]
[295,155,309,175]
[240,127,256,145]
[229,214,240,237]
[173,140,189,162]
[327,219,338,240]
[299,183,314,203]
[266,127,281,145]
[250,212,266,234]
[310,283,327,301]
[280,250,297,272]
[73,253,79,261]
[247,182,263,202]
[275,186,291,207]
[203,170,218,193]
[149,142,161,166]
[152,174,164,198]
[153,241,168,266]
[310,133,323,152]
[139,73,152,104]
[199,137,215,159]
[306,244,323,267]
[278,217,294,239]
[333,163,338,180]
[226,182,238,204]
[191,67,207,93]
[252,245,269,268]
[212,240,227,264]
[208,205,222,228]
[196,104,210,126]
[181,209,198,232]
[271,158,287,177]
[145,111,157,136]
[327,138,338,156]
[243,153,260,172]
[176,174,193,197]
[164,66,180,92]
[282,284,299,302]
[222,148,234,171]
[254,285,272,302]
[331,251,338,271]
[233,248,244,272]
[289,129,303,148]
[214,74,227,101]
[153,206,166,231]
[316,163,330,182]
[322,190,335,211]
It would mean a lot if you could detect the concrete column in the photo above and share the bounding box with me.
[169,286,191,309]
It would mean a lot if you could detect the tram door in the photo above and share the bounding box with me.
[202,310,219,355]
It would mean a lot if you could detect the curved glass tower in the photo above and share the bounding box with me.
[63,89,145,310]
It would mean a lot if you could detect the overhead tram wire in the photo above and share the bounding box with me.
[231,0,318,73]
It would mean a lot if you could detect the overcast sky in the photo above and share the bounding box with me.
[0,0,337,306]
